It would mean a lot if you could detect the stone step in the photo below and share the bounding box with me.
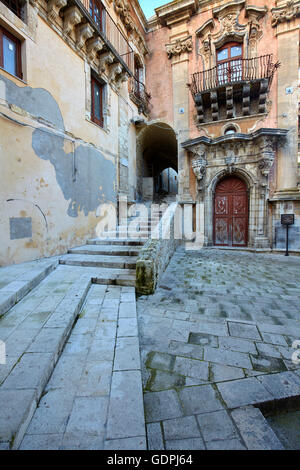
[92,273,136,287]
[69,245,140,257]
[0,274,91,449]
[99,232,150,239]
[87,239,146,246]
[0,261,57,318]
[59,254,137,270]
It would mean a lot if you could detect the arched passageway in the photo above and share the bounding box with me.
[136,122,178,201]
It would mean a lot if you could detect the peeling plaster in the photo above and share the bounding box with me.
[1,74,117,218]
[32,129,116,217]
[0,75,64,129]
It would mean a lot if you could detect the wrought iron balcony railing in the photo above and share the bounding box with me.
[190,54,279,97]
[129,77,151,115]
[80,0,134,74]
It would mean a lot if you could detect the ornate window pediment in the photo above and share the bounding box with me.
[196,1,268,67]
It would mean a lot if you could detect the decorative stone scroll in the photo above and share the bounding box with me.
[47,0,67,22]
[165,36,193,59]
[113,0,148,56]
[271,1,300,27]
[63,6,82,36]
[182,129,288,193]
[76,23,94,50]
[86,37,105,62]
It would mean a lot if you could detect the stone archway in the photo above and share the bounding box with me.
[136,121,178,201]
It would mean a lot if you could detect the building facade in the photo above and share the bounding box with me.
[1,0,300,266]
[0,0,151,265]
[144,0,300,251]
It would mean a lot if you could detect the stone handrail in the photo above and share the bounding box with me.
[136,202,180,295]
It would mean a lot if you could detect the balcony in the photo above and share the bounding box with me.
[129,77,151,115]
[75,0,134,74]
[189,55,280,124]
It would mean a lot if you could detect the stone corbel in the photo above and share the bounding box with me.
[47,0,67,23]
[63,6,83,36]
[99,52,114,74]
[115,70,130,91]
[76,23,94,50]
[86,36,105,62]
[109,63,123,84]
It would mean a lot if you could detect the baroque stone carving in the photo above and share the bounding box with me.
[258,136,277,178]
[47,0,67,22]
[114,0,148,56]
[196,1,267,67]
[86,37,105,62]
[63,6,82,36]
[190,145,207,191]
[99,52,114,74]
[114,0,135,31]
[165,36,193,59]
[76,23,94,50]
[271,1,300,27]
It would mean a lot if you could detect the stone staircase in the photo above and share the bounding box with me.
[58,210,162,287]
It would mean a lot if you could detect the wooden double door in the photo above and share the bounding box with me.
[214,176,248,247]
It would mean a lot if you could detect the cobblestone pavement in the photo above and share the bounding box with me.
[137,248,300,450]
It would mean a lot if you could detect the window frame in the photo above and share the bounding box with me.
[0,25,22,79]
[91,74,104,128]
[216,41,243,85]
[217,42,243,65]
[1,0,25,21]
[89,0,105,33]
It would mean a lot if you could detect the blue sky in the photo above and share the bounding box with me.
[139,0,168,18]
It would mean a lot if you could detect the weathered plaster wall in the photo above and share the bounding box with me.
[0,6,141,266]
